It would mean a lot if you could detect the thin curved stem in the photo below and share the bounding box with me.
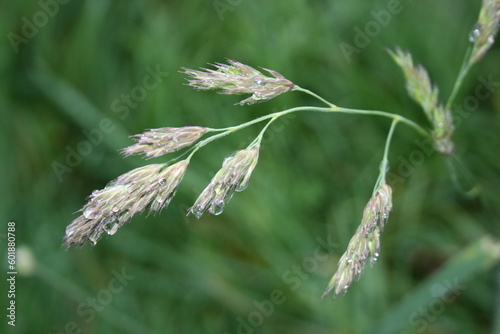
[185,106,319,160]
[249,116,278,149]
[186,103,430,162]
[446,45,473,110]
[375,118,399,192]
[185,127,237,161]
[293,84,429,137]
[209,106,321,133]
[293,86,337,107]
[332,107,430,138]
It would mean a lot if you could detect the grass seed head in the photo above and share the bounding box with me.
[470,0,500,64]
[388,48,438,119]
[182,59,295,105]
[64,161,189,247]
[122,126,208,159]
[389,48,455,155]
[432,105,455,155]
[189,146,260,218]
[322,184,392,298]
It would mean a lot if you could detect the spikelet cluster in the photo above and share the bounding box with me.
[122,126,208,159]
[64,161,188,247]
[470,0,500,64]
[65,60,284,247]
[322,184,392,298]
[182,59,295,105]
[189,146,260,218]
[389,48,454,155]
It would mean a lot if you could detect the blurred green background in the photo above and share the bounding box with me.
[2,0,500,333]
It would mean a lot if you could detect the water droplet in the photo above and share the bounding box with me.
[212,199,225,215]
[191,206,204,219]
[112,206,120,213]
[158,178,166,186]
[89,232,99,246]
[83,208,98,219]
[236,180,249,192]
[379,162,390,173]
[346,258,352,263]
[374,252,379,257]
[469,23,481,42]
[104,222,119,235]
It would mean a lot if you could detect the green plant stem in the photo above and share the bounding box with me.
[374,118,399,192]
[446,45,473,110]
[293,86,337,107]
[185,101,430,161]
[294,85,429,137]
[184,128,238,161]
[249,116,278,149]
[333,106,429,138]
[186,106,317,160]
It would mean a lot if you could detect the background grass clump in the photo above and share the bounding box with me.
[1,0,500,333]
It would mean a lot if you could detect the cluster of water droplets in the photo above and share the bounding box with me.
[469,23,482,43]
[190,206,204,219]
[190,196,226,219]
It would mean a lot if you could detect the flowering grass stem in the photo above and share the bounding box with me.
[293,86,337,108]
[375,119,399,193]
[188,104,429,161]
[446,45,474,110]
[65,9,499,297]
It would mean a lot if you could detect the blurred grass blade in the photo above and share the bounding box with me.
[446,154,481,198]
[370,235,500,334]
[35,260,162,334]
[29,61,129,151]
[495,268,500,334]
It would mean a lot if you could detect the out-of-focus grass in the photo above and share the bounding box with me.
[1,1,500,333]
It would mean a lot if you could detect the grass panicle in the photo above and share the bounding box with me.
[389,48,455,155]
[388,47,439,118]
[189,146,260,218]
[470,0,500,64]
[322,184,393,298]
[122,126,208,159]
[182,59,295,105]
[64,161,188,247]
[431,105,455,155]
[65,2,498,297]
